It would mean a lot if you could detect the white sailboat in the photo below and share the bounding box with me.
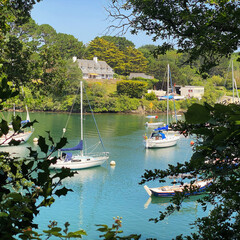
[0,105,34,146]
[144,64,180,148]
[50,81,109,170]
[145,115,164,128]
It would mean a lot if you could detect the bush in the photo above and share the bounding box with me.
[145,91,157,100]
[117,80,148,98]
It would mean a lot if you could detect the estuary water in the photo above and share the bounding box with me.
[4,112,210,239]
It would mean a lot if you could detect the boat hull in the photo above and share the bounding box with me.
[144,180,212,197]
[49,154,109,170]
[0,131,33,146]
[145,122,164,128]
[144,135,180,148]
[150,185,208,197]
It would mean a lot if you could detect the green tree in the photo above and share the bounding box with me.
[138,44,157,59]
[2,35,33,87]
[108,0,240,73]
[101,36,135,51]
[87,37,148,75]
[87,37,125,74]
[123,46,148,75]
[9,18,40,49]
[54,33,86,59]
[201,82,224,105]
[1,1,42,88]
[36,24,57,45]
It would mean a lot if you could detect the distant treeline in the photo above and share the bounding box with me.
[3,18,239,113]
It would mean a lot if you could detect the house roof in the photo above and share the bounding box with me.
[129,73,154,79]
[76,59,114,75]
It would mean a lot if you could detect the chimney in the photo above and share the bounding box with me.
[73,56,77,62]
[93,56,98,63]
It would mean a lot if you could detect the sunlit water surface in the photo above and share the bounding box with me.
[4,112,211,239]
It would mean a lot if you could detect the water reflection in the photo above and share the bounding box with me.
[0,143,35,158]
[145,146,177,160]
[144,194,208,225]
[144,194,208,209]
[26,112,209,240]
[62,167,108,185]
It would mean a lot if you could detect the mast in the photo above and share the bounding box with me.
[232,61,240,103]
[167,64,169,126]
[232,60,235,102]
[80,81,83,156]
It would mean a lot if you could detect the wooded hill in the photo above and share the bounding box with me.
[3,18,240,113]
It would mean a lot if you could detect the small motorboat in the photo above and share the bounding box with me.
[144,179,212,197]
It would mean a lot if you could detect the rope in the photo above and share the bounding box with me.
[62,88,79,138]
[85,141,101,154]
[83,85,107,153]
[169,67,178,122]
[223,60,231,87]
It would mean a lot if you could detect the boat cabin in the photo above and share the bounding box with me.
[150,131,166,140]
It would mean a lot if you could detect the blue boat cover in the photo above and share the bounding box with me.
[159,132,166,139]
[65,153,72,161]
[61,140,83,151]
[21,120,29,124]
[159,96,174,100]
[154,125,168,131]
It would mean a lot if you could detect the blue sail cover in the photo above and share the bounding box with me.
[21,120,29,124]
[159,95,174,100]
[61,140,83,151]
[159,132,166,139]
[154,125,169,131]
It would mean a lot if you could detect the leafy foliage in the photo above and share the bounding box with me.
[87,37,148,75]
[96,217,141,240]
[140,103,240,239]
[108,0,240,73]
[101,36,135,51]
[117,80,148,98]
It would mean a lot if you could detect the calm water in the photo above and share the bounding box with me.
[4,112,210,239]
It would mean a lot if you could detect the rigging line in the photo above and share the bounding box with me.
[223,59,232,87]
[169,67,177,122]
[86,141,101,154]
[83,85,107,153]
[62,86,80,138]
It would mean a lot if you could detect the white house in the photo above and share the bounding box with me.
[73,56,114,79]
[180,86,204,99]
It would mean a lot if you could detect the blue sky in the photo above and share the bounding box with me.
[31,0,158,48]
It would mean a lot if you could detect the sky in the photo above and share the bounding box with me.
[31,0,159,48]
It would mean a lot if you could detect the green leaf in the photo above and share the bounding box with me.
[66,230,87,237]
[22,119,38,129]
[55,137,68,150]
[0,212,8,217]
[38,136,49,154]
[0,119,9,135]
[55,187,72,197]
[185,104,210,124]
[12,116,22,132]
[46,131,54,145]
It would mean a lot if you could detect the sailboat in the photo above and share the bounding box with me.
[144,64,180,148]
[0,105,34,146]
[49,81,109,170]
